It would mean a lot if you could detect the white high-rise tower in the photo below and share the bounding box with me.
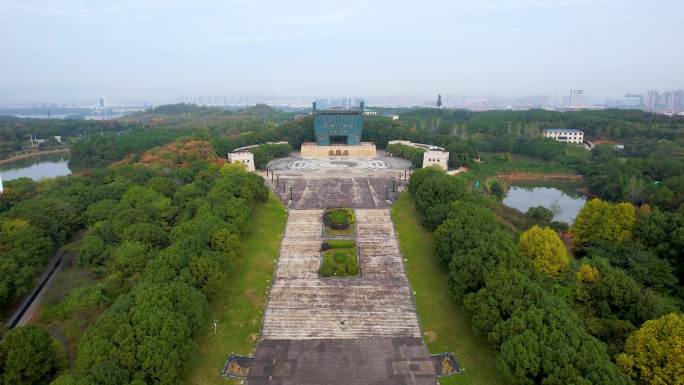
[569,89,584,108]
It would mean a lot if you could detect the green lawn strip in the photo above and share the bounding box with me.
[391,193,505,385]
[478,153,578,176]
[323,225,355,237]
[186,192,287,385]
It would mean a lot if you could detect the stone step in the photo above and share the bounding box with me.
[357,240,400,256]
[261,310,422,339]
[356,223,395,239]
[280,240,321,257]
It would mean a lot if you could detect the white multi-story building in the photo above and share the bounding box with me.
[388,140,450,170]
[227,151,255,171]
[543,128,584,144]
[422,150,449,170]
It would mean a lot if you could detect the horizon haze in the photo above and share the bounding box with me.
[1,0,683,103]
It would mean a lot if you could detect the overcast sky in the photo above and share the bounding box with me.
[1,0,683,103]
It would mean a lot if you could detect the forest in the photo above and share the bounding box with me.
[0,139,270,385]
[406,167,682,385]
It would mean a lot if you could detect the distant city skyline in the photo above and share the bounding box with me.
[3,88,684,112]
[1,0,683,104]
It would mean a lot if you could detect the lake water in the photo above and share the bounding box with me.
[0,152,72,182]
[502,181,586,224]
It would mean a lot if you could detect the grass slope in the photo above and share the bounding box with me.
[392,193,505,385]
[186,192,287,385]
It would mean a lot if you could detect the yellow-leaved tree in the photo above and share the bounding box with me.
[518,225,570,275]
[616,313,684,385]
[571,198,636,248]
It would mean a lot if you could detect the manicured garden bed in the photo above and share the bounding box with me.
[323,208,356,237]
[319,239,359,277]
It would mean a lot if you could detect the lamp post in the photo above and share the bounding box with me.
[392,178,396,192]
[289,185,293,201]
[282,179,286,194]
[385,185,389,200]
[276,175,280,186]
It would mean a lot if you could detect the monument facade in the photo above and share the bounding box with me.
[301,101,376,157]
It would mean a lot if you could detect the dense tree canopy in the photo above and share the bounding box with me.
[616,313,684,385]
[0,326,63,385]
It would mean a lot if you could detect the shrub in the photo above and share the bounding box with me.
[324,208,355,230]
[345,255,359,275]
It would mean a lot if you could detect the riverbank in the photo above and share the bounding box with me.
[0,147,69,165]
[497,171,583,181]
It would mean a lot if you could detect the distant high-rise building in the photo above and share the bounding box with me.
[437,94,442,108]
[660,91,676,110]
[314,98,329,110]
[675,91,684,110]
[569,89,584,107]
[646,90,659,110]
[625,94,644,108]
[98,97,107,108]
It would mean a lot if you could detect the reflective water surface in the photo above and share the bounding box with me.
[503,181,586,224]
[0,152,72,181]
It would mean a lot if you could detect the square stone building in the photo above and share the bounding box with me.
[312,101,364,145]
[301,101,376,157]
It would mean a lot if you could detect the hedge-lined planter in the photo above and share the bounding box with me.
[323,208,356,237]
[319,239,359,277]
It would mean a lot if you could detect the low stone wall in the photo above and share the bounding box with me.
[300,142,377,158]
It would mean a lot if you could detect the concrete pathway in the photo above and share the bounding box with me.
[247,207,437,384]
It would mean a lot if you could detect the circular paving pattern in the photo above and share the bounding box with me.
[267,156,411,174]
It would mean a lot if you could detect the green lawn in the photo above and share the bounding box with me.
[478,153,578,176]
[323,225,355,237]
[391,193,505,385]
[186,192,287,385]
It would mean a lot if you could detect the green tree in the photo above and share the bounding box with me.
[414,174,468,228]
[408,167,444,196]
[495,299,631,385]
[0,326,63,385]
[525,206,553,228]
[435,201,522,297]
[0,218,53,306]
[616,313,684,385]
[77,234,110,269]
[518,225,571,275]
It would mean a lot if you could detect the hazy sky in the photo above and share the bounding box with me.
[1,0,683,103]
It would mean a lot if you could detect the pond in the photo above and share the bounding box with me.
[502,181,586,224]
[0,152,72,182]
